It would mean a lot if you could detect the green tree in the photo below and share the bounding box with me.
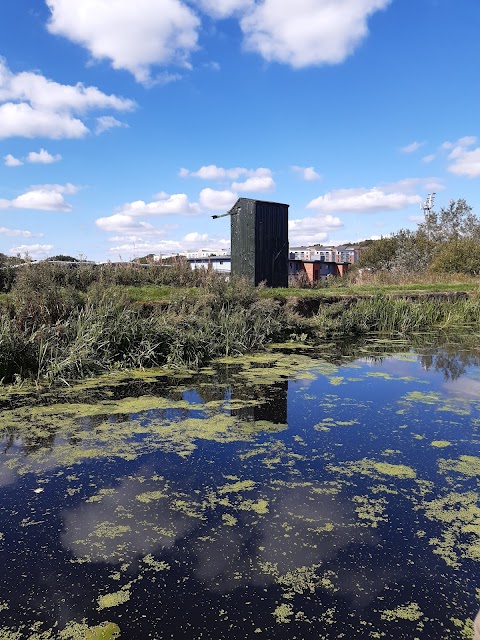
[391,229,436,274]
[47,254,79,262]
[357,236,399,271]
[418,198,480,242]
[430,238,480,275]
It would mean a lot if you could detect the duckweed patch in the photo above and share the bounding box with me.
[414,491,480,567]
[218,480,256,494]
[328,458,416,480]
[136,490,168,503]
[438,455,480,477]
[352,495,388,528]
[1,338,479,639]
[381,602,423,621]
[272,603,294,624]
[97,586,131,610]
[142,554,170,572]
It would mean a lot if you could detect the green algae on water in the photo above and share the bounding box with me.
[218,479,256,494]
[352,495,388,528]
[328,458,416,480]
[97,586,131,610]
[414,491,480,567]
[438,455,480,477]
[142,554,170,572]
[272,603,294,624]
[136,490,168,503]
[381,602,423,621]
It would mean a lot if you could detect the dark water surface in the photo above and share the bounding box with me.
[0,336,479,639]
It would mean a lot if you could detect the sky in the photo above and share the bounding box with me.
[0,0,479,261]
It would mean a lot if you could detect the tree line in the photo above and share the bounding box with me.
[357,199,480,275]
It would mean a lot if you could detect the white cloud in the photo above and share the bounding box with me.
[291,165,321,181]
[95,116,128,135]
[232,174,275,192]
[0,226,41,238]
[116,193,201,217]
[401,141,424,154]
[422,154,435,164]
[96,193,201,235]
[182,165,275,193]
[445,137,480,178]
[0,58,134,139]
[290,231,329,245]
[0,183,78,212]
[195,0,252,19]
[32,182,80,195]
[442,136,477,152]
[0,102,88,139]
[180,165,273,182]
[184,232,209,243]
[199,188,237,211]
[96,214,156,234]
[27,149,62,164]
[449,147,480,178]
[240,0,391,68]
[107,239,185,255]
[10,190,71,212]
[289,214,343,232]
[4,153,23,167]
[0,58,134,112]
[307,187,422,213]
[181,165,245,180]
[8,243,53,258]
[288,214,343,245]
[106,230,218,256]
[46,0,200,84]
[382,177,445,194]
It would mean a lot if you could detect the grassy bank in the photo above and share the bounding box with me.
[1,262,479,385]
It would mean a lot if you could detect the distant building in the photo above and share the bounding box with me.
[188,255,231,273]
[153,248,230,262]
[289,259,349,283]
[151,240,361,283]
[289,245,363,264]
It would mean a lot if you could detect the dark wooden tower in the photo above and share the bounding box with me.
[228,198,289,287]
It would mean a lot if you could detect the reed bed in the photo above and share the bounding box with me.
[1,262,480,385]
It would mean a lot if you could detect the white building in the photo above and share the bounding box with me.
[188,256,231,272]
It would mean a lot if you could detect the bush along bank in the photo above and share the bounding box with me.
[1,271,480,385]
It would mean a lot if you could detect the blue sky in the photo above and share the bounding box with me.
[0,0,479,260]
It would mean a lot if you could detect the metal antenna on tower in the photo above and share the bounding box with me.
[420,192,436,239]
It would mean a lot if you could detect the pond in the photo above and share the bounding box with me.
[0,335,479,639]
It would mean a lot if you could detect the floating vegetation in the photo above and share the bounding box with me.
[380,601,423,621]
[97,586,131,610]
[136,490,168,503]
[218,480,256,494]
[142,554,170,572]
[400,390,471,415]
[0,620,122,640]
[438,455,480,477]
[0,336,479,639]
[272,603,294,624]
[352,495,388,528]
[414,491,480,567]
[328,458,417,480]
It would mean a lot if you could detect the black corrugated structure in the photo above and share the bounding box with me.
[230,198,289,287]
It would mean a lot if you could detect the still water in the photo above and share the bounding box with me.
[0,337,479,639]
